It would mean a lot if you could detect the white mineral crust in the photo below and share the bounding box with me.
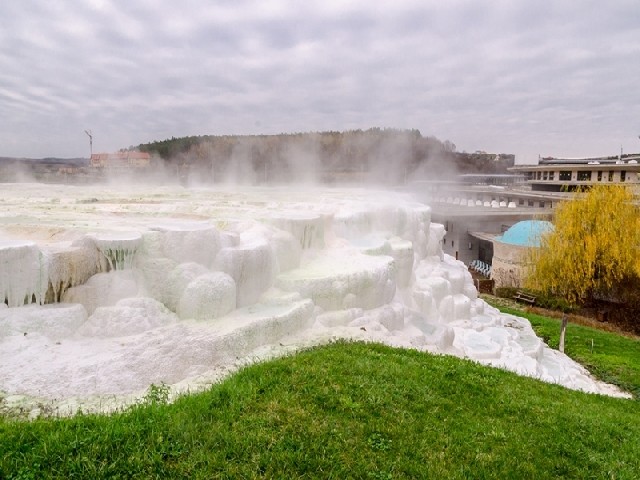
[0,184,630,416]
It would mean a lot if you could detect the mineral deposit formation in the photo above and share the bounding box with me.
[0,184,628,415]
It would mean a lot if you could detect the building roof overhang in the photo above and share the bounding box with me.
[510,163,640,172]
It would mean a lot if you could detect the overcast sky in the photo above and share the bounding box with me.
[1,0,638,163]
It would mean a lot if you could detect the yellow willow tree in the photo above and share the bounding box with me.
[525,184,640,351]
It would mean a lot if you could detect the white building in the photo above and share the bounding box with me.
[510,154,640,192]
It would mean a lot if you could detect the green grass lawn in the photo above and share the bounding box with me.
[2,341,639,479]
[488,303,640,400]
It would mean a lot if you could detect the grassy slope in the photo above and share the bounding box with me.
[491,304,640,400]
[1,341,639,479]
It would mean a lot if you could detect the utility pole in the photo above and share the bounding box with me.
[84,130,93,157]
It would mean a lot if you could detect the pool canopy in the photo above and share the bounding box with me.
[498,220,554,247]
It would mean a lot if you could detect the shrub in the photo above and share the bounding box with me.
[494,287,517,299]
[533,293,576,313]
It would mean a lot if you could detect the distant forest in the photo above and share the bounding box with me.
[133,129,515,184]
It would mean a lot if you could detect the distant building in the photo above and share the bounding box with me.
[415,152,640,292]
[510,154,640,192]
[90,151,151,169]
[420,180,557,267]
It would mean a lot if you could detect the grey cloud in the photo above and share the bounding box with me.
[0,0,639,160]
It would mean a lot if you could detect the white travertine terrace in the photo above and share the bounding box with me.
[88,232,142,271]
[0,240,48,308]
[0,183,630,416]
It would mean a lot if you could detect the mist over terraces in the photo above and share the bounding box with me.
[0,129,514,184]
[135,129,515,184]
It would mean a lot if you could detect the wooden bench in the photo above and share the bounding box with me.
[513,291,536,305]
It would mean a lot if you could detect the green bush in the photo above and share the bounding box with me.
[533,292,576,313]
[494,286,576,313]
[494,286,518,298]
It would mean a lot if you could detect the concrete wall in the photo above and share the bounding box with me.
[434,213,528,266]
[491,241,529,288]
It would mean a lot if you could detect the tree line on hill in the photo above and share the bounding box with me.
[132,129,515,184]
